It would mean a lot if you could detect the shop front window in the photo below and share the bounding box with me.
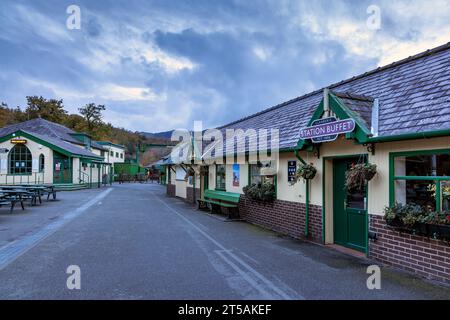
[216,164,226,190]
[392,151,450,212]
[249,162,275,185]
[8,144,32,175]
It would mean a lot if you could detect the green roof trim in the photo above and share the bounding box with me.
[96,141,126,149]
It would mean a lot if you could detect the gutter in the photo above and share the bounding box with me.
[294,149,310,239]
[364,129,450,144]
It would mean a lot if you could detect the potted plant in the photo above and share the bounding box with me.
[290,163,317,185]
[384,202,424,232]
[345,163,377,191]
[184,167,195,181]
[420,211,450,240]
[199,166,208,176]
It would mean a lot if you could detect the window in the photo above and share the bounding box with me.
[110,151,114,156]
[39,154,45,172]
[391,150,450,212]
[249,162,275,185]
[216,164,226,190]
[116,152,119,158]
[120,153,123,159]
[8,144,32,175]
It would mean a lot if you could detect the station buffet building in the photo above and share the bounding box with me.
[0,118,125,189]
[165,43,450,285]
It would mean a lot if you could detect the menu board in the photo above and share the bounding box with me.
[288,160,297,182]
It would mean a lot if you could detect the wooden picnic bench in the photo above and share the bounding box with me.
[198,190,241,219]
[0,191,27,213]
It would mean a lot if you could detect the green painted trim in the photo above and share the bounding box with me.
[389,148,450,211]
[366,129,450,144]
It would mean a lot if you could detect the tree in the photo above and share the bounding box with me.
[78,103,106,133]
[25,96,67,122]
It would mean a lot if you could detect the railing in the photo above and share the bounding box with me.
[78,171,90,185]
[0,172,45,185]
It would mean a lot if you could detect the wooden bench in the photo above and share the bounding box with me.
[198,190,241,219]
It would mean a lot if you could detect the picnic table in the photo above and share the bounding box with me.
[0,190,30,212]
[0,184,58,213]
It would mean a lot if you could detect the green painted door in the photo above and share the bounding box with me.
[333,157,367,252]
[53,153,72,184]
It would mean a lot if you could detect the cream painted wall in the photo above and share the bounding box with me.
[0,136,54,184]
[175,179,187,198]
[225,164,248,193]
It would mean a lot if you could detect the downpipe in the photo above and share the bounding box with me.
[295,149,310,239]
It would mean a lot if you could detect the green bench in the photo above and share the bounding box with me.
[198,189,241,219]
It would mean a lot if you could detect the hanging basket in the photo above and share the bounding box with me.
[290,163,317,185]
[199,166,208,176]
[345,163,377,191]
[184,167,195,181]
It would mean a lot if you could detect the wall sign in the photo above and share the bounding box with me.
[11,138,27,144]
[300,117,355,143]
[287,160,297,182]
[0,148,9,153]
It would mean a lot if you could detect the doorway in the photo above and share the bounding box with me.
[333,157,368,252]
[53,152,72,184]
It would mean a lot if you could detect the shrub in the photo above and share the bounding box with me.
[243,183,276,202]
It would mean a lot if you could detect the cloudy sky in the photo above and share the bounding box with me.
[0,0,449,132]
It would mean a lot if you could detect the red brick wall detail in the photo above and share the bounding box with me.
[369,214,449,285]
[238,195,323,243]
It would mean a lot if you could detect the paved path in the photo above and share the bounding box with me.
[0,184,448,299]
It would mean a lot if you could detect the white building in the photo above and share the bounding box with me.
[0,118,113,188]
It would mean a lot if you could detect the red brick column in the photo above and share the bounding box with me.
[166,184,176,197]
[186,187,200,204]
[369,214,449,285]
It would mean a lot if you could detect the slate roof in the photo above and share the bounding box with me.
[334,92,374,131]
[0,118,104,158]
[217,42,450,150]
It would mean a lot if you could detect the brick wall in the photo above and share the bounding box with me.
[167,184,175,197]
[369,214,450,285]
[186,187,200,204]
[238,195,323,243]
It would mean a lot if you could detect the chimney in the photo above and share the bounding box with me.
[371,98,379,137]
[323,88,330,117]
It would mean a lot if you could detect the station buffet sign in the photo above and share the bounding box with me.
[299,117,355,143]
[10,138,27,144]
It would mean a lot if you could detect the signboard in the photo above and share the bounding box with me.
[11,138,27,144]
[0,148,9,153]
[232,164,240,187]
[300,117,355,143]
[287,160,297,182]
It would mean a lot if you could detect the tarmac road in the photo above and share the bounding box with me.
[0,183,448,299]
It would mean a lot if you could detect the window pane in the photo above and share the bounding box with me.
[395,153,450,177]
[249,164,261,185]
[441,181,450,211]
[216,165,226,190]
[395,180,436,211]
